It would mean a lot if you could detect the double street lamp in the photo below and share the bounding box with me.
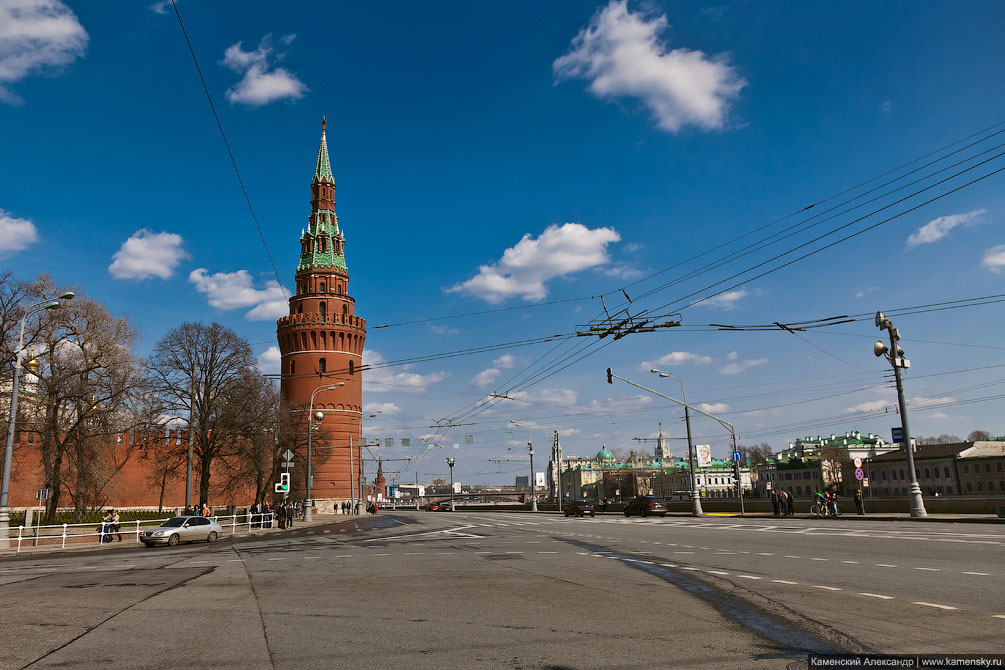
[649,369,703,516]
[510,420,537,512]
[305,381,344,522]
[2,292,75,548]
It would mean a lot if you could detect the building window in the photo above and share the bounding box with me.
[785,473,792,480]
[320,302,327,321]
[986,463,992,473]
[924,468,930,479]
[998,463,1003,472]
[319,358,327,373]
[976,481,983,491]
[290,360,295,375]
[947,486,953,494]
[881,471,887,481]
[348,360,354,375]
[963,464,970,473]
[900,469,906,479]
[990,481,995,491]
[944,466,951,478]
[320,282,326,293]
[966,482,972,491]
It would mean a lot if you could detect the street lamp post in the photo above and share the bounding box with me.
[609,368,743,515]
[650,369,703,517]
[510,421,537,512]
[2,292,74,548]
[874,312,927,518]
[445,457,455,511]
[306,382,344,522]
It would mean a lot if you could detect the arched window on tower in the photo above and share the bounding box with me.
[319,302,327,321]
[319,281,326,293]
[319,358,327,373]
[348,360,354,375]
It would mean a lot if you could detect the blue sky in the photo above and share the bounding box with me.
[2,0,1004,486]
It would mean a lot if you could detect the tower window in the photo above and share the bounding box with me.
[348,360,354,375]
[290,360,296,375]
[319,358,327,373]
[320,302,327,320]
[319,282,326,293]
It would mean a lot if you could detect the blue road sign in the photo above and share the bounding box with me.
[731,450,742,462]
[855,468,864,480]
[891,426,904,443]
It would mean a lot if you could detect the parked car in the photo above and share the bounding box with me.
[623,496,667,517]
[141,516,223,547]
[564,500,596,517]
[439,501,454,511]
[425,502,441,512]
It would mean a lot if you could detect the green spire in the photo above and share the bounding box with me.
[314,116,333,183]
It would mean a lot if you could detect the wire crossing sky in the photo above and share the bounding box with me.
[2,1,1004,484]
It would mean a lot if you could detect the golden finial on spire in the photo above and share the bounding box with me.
[321,115,326,132]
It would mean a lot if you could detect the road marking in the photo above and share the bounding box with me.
[859,593,894,600]
[706,570,729,575]
[737,575,761,580]
[913,602,957,610]
[660,563,677,568]
[639,560,655,565]
[404,552,425,555]
[332,555,351,558]
[876,564,897,568]
[538,551,558,554]
[715,552,736,555]
[475,551,491,554]
[992,615,1005,619]
[915,567,941,571]
[375,553,391,556]
[505,551,523,554]
[681,567,701,571]
[842,560,859,564]
[267,558,286,561]
[304,556,321,559]
[674,551,694,554]
[813,585,842,591]
[756,552,774,556]
[436,552,453,555]
[811,558,829,561]
[227,559,243,562]
[772,580,798,584]
[962,571,990,576]
[785,555,800,559]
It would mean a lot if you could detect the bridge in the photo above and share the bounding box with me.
[417,492,529,505]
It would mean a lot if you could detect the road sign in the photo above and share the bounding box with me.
[862,478,870,487]
[282,449,295,462]
[855,468,864,480]
[891,426,904,443]
[36,488,48,501]
[731,450,742,462]
[281,462,294,469]
[853,457,862,468]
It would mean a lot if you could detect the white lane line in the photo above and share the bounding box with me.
[876,564,897,568]
[304,556,321,559]
[962,571,990,576]
[681,567,701,571]
[772,580,798,585]
[811,558,829,561]
[915,567,941,571]
[227,559,243,562]
[813,585,842,591]
[992,615,1005,619]
[737,575,762,580]
[505,551,523,554]
[475,551,491,554]
[842,560,860,564]
[332,555,351,558]
[639,560,655,565]
[538,551,558,554]
[674,551,695,554]
[266,558,286,561]
[375,553,391,556]
[576,552,588,555]
[404,552,425,555]
[785,555,801,559]
[436,552,453,555]
[706,570,729,575]
[913,602,957,610]
[859,593,894,600]
[660,563,678,568]
[715,552,736,555]
[756,552,774,556]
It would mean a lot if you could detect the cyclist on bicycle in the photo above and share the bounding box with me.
[814,490,828,515]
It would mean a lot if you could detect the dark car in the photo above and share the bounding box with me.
[623,496,667,517]
[425,502,441,512]
[564,500,596,518]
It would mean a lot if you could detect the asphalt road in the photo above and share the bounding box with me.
[0,511,1001,670]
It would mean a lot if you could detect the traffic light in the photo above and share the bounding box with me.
[275,472,290,494]
[606,368,613,384]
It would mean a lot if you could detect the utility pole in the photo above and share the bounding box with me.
[185,359,197,509]
[874,312,927,517]
[553,430,562,513]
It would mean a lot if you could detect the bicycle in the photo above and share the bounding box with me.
[809,503,829,517]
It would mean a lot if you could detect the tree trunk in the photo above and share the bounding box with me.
[199,452,212,505]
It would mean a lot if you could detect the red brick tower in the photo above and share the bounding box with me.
[276,117,365,504]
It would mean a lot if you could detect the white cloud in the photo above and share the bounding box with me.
[0,209,38,255]
[694,289,749,310]
[642,351,712,370]
[364,402,401,416]
[602,263,643,279]
[430,324,459,335]
[257,346,281,374]
[553,0,746,133]
[726,351,738,360]
[362,350,447,393]
[448,223,620,303]
[846,400,888,413]
[719,356,767,375]
[697,402,728,413]
[906,209,985,248]
[909,396,954,409]
[0,0,88,104]
[221,35,306,107]
[149,0,170,13]
[472,368,500,387]
[981,245,1005,273]
[855,286,879,298]
[880,100,893,117]
[510,388,579,407]
[108,229,187,280]
[188,268,289,321]
[493,353,517,369]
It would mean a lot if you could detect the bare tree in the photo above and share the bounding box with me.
[738,443,773,463]
[26,295,145,522]
[917,434,963,445]
[819,446,849,494]
[146,322,259,505]
[217,372,283,505]
[967,430,991,442]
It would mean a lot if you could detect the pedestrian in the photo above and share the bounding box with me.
[100,509,113,543]
[854,489,865,515]
[770,490,780,516]
[355,501,360,515]
[201,502,210,518]
[286,503,294,527]
[827,490,840,517]
[111,509,122,541]
[264,502,273,528]
[783,489,793,516]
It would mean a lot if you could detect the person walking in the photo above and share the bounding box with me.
[770,489,780,516]
[783,489,794,516]
[100,510,113,543]
[827,490,840,517]
[111,509,122,541]
[854,488,865,515]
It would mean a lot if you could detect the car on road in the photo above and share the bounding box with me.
[564,500,596,517]
[425,502,442,512]
[623,496,668,517]
[141,516,223,547]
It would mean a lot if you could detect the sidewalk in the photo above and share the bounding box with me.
[712,511,1005,523]
[0,512,359,558]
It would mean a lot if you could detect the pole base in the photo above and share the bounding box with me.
[0,508,9,550]
[908,486,928,518]
[691,492,704,517]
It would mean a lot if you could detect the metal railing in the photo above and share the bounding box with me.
[6,512,276,553]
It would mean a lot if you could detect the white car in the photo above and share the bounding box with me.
[141,516,222,547]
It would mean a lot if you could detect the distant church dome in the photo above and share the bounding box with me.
[596,447,615,461]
